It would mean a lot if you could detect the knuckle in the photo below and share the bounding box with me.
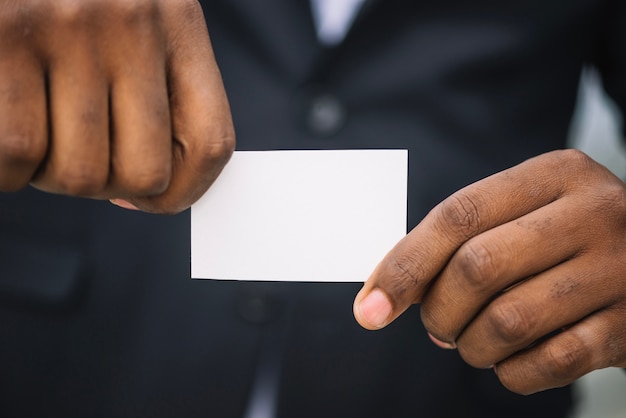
[486,299,534,345]
[567,148,593,167]
[541,336,589,384]
[0,134,45,165]
[164,0,203,22]
[553,148,592,172]
[115,0,160,28]
[0,7,21,40]
[195,128,236,169]
[591,181,626,223]
[52,0,160,30]
[602,182,626,207]
[56,165,107,196]
[438,191,482,239]
[123,168,171,196]
[52,0,94,27]
[383,251,427,301]
[0,1,46,29]
[453,240,498,292]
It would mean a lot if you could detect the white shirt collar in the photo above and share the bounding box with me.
[309,0,366,46]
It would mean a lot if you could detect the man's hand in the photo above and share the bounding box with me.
[354,149,626,394]
[0,0,234,214]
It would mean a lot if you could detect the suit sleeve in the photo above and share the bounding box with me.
[595,0,626,135]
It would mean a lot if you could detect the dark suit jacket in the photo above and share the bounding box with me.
[3,0,625,416]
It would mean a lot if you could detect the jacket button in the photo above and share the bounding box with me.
[305,93,347,136]
[236,293,278,324]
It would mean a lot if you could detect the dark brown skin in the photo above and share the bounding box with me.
[354,149,626,394]
[0,0,235,214]
[1,1,624,398]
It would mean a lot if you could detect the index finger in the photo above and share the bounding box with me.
[125,1,235,214]
[353,150,585,330]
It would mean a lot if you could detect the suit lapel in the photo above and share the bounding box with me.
[201,0,394,82]
[204,0,322,82]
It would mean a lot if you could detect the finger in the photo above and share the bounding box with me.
[0,49,47,190]
[354,150,586,330]
[31,39,110,197]
[420,195,587,344]
[493,303,626,395]
[107,17,172,198]
[127,0,235,214]
[454,254,616,368]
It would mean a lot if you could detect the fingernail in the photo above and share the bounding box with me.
[357,288,393,329]
[428,333,457,349]
[110,199,140,211]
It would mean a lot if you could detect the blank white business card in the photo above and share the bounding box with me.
[191,149,407,282]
